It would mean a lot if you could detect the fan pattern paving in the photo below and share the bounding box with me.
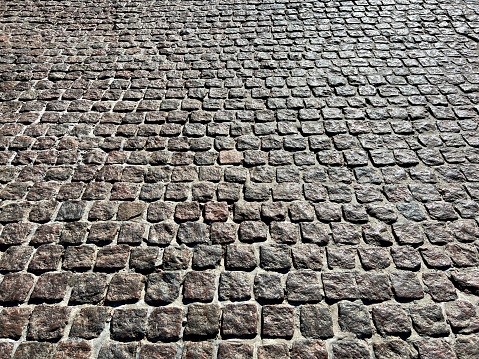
[0,0,479,358]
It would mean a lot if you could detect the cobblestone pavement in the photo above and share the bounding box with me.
[1,0,479,358]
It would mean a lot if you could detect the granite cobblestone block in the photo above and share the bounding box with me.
[1,0,479,356]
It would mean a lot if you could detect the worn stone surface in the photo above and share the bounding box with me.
[413,339,457,359]
[70,307,111,340]
[338,301,373,338]
[373,339,417,359]
[110,308,148,341]
[262,305,295,339]
[147,307,183,341]
[184,304,220,339]
[300,305,334,339]
[27,305,70,341]
[222,303,258,338]
[1,0,479,355]
[372,304,412,337]
[0,307,31,339]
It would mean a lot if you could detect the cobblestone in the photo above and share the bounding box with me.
[1,0,479,356]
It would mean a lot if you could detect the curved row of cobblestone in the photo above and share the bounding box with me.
[1,0,479,358]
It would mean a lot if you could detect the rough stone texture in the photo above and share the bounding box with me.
[70,307,111,340]
[291,340,328,359]
[409,304,450,336]
[1,0,479,355]
[110,308,147,341]
[300,305,334,339]
[53,341,92,359]
[0,307,31,339]
[147,307,183,341]
[27,305,70,341]
[222,303,258,338]
[262,305,295,339]
[413,339,457,359]
[332,340,371,359]
[372,304,412,337]
[373,340,417,359]
[217,342,253,359]
[184,304,220,339]
[338,301,373,338]
[139,344,178,359]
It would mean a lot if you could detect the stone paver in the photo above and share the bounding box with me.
[1,0,479,357]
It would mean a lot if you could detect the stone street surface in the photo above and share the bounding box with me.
[1,0,479,358]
